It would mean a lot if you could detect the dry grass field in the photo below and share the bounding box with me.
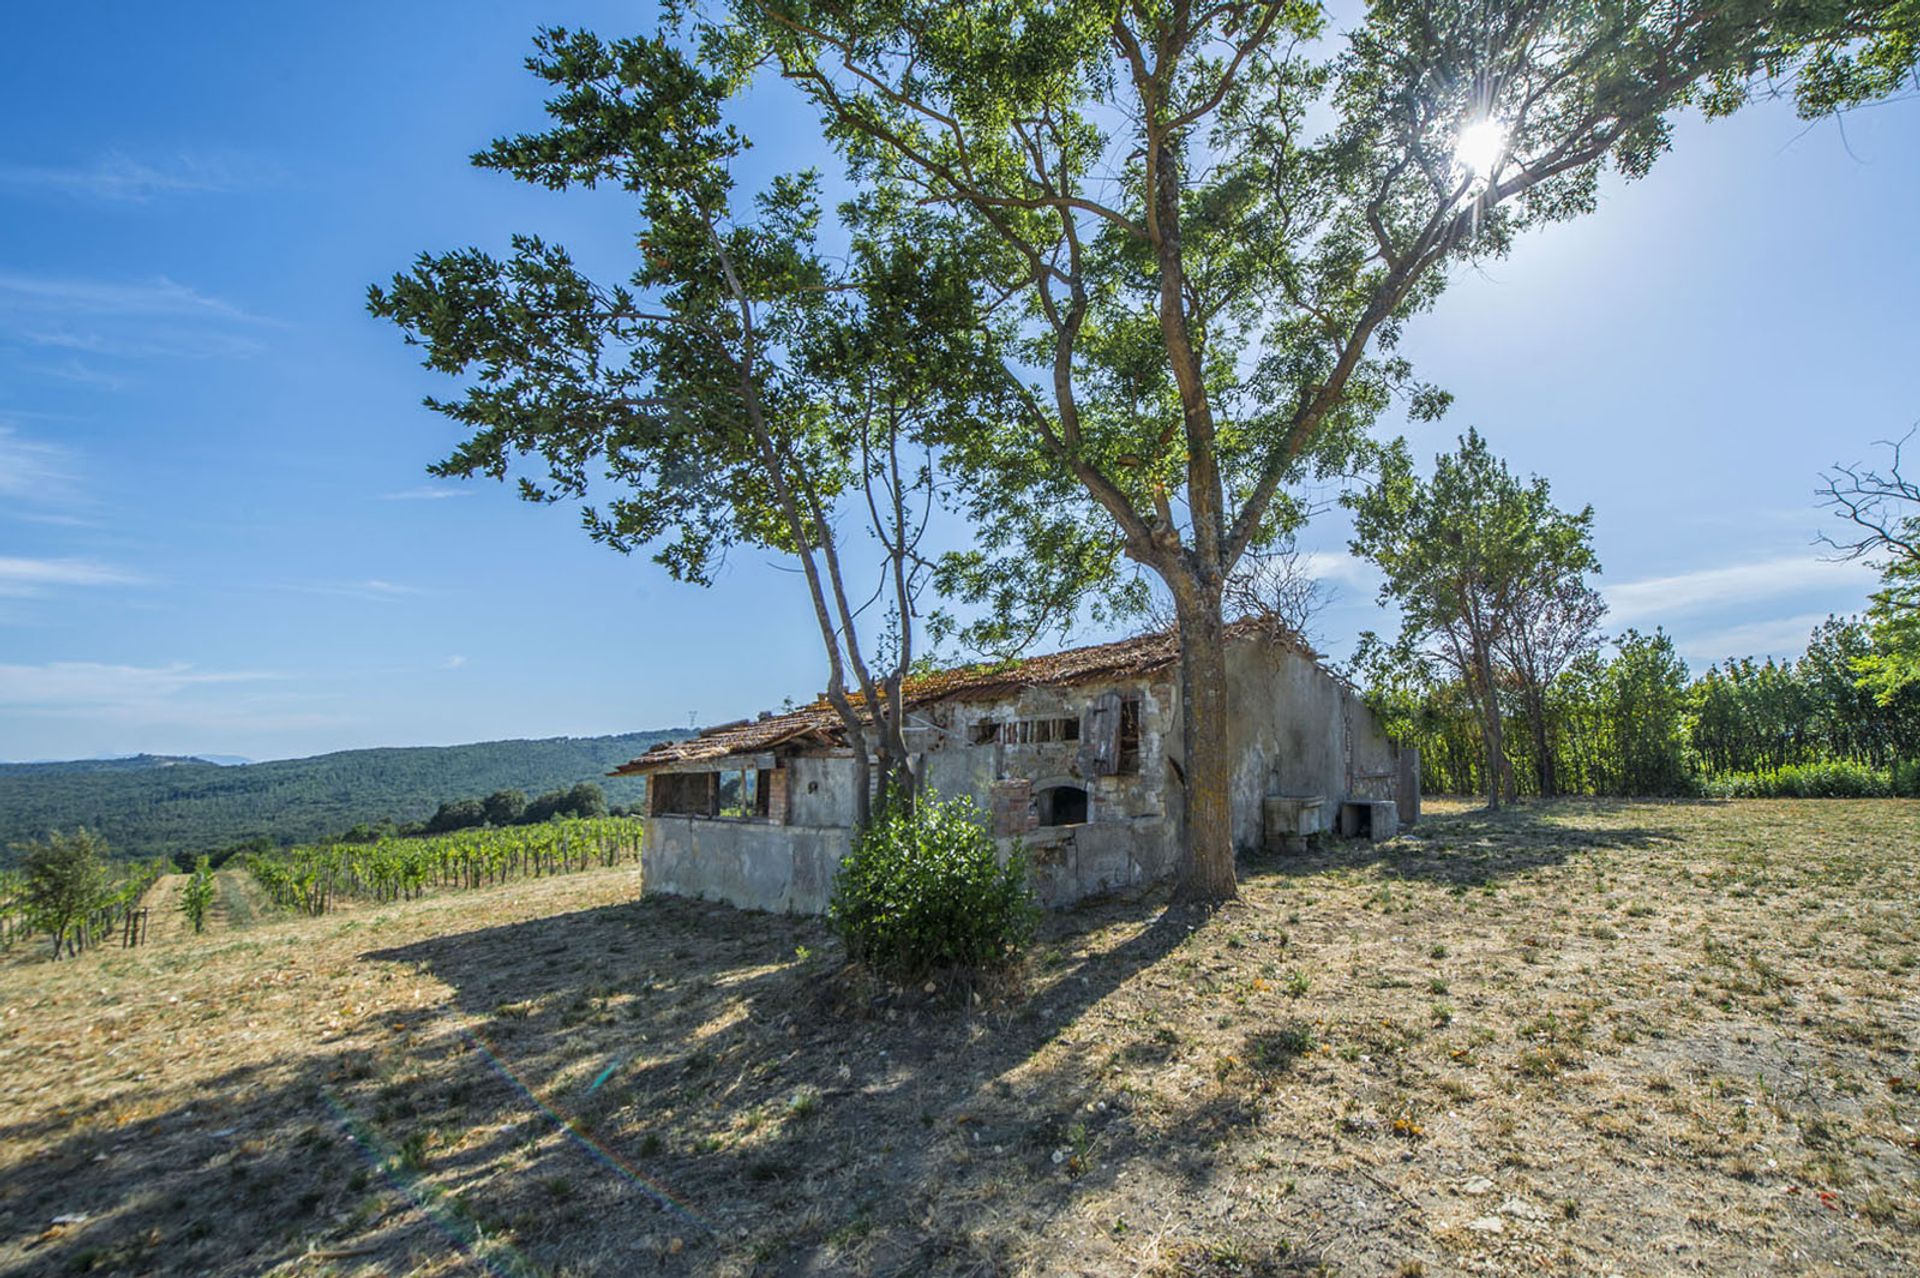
[2,798,1916,1277]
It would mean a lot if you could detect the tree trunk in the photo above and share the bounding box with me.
[1527,686,1557,797]
[1170,578,1238,904]
[1472,642,1512,810]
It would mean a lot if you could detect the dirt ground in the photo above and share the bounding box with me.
[1,799,1915,1277]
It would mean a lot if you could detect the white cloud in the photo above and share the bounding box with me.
[1676,611,1841,665]
[442,654,468,669]
[380,486,472,501]
[0,152,242,203]
[1297,550,1379,590]
[0,661,277,708]
[0,557,144,597]
[1604,554,1878,625]
[0,424,78,503]
[24,328,265,361]
[279,579,424,602]
[0,271,266,324]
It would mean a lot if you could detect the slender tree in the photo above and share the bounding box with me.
[1494,565,1607,796]
[372,33,1001,825]
[714,0,1911,898]
[1350,429,1598,809]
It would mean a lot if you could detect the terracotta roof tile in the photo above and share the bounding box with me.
[611,618,1306,775]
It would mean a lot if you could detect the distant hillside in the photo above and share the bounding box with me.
[0,754,230,778]
[0,732,677,863]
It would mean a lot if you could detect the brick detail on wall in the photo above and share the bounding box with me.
[989,779,1034,836]
[766,766,790,826]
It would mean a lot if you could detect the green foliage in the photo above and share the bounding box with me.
[17,828,109,958]
[1370,616,1918,798]
[715,0,1910,655]
[1768,1,1920,116]
[246,816,644,917]
[7,830,159,960]
[1349,428,1603,803]
[1703,761,1914,799]
[426,797,488,835]
[1588,631,1693,796]
[370,26,1004,826]
[1857,557,1920,705]
[180,856,216,935]
[0,732,669,865]
[829,794,1037,981]
[483,789,528,826]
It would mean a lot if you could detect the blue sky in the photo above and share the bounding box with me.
[0,4,1914,762]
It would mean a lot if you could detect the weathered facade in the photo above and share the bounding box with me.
[613,622,1416,914]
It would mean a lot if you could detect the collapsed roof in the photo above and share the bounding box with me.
[611,618,1308,775]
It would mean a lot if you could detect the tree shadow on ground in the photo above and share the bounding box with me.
[6,891,1345,1276]
[1249,799,1686,890]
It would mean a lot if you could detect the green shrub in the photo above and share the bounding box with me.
[1894,758,1920,798]
[829,793,1038,981]
[1703,760,1897,798]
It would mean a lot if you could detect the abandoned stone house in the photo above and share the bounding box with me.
[612,620,1417,914]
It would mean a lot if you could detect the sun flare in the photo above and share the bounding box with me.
[1455,119,1507,179]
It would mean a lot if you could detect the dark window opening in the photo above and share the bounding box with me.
[1118,697,1142,774]
[653,772,717,817]
[991,716,1081,746]
[755,769,773,819]
[1037,784,1089,826]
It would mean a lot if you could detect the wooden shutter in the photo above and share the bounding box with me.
[1080,691,1122,776]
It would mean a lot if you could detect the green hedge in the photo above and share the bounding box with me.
[1702,760,1919,799]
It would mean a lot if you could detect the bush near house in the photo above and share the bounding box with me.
[830,794,1038,982]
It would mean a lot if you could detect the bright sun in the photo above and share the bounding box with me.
[1455,119,1506,180]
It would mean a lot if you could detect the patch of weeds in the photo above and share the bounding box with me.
[1518,1045,1576,1078]
[1244,1023,1316,1075]
[395,1128,434,1173]
[1283,968,1311,999]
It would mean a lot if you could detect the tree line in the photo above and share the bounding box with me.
[1353,431,1919,802]
[0,733,667,867]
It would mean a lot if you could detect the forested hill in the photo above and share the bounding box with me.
[0,732,676,864]
[0,754,232,777]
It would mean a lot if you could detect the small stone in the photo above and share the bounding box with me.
[1500,1196,1550,1222]
[1462,1176,1495,1196]
[667,1236,684,1255]
[1466,1215,1504,1234]
[923,981,938,994]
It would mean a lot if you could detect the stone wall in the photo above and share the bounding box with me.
[638,637,1411,915]
[642,816,847,915]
